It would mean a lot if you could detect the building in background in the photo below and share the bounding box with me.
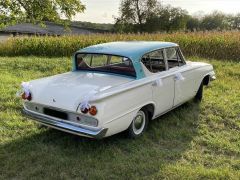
[0,21,107,41]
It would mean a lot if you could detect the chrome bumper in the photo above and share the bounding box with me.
[210,75,216,81]
[23,109,107,139]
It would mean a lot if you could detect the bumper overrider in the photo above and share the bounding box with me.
[23,108,108,139]
[209,71,216,81]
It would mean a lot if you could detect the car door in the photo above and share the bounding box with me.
[165,47,196,106]
[152,73,175,115]
[141,49,175,116]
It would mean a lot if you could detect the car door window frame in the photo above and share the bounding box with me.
[164,47,186,70]
[141,49,168,74]
[141,46,186,74]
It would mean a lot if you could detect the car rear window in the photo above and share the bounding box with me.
[75,53,136,78]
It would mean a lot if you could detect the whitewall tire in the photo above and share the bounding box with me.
[127,109,149,138]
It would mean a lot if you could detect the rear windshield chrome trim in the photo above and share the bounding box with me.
[74,52,137,78]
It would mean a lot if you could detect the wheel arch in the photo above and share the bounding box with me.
[141,103,155,121]
[202,74,210,86]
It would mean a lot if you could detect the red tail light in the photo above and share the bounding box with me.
[81,108,89,114]
[21,92,27,100]
[22,92,32,101]
[89,106,97,116]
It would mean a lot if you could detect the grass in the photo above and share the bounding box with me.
[0,31,240,61]
[0,56,239,179]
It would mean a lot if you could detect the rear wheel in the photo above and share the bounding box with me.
[195,81,203,101]
[127,109,149,138]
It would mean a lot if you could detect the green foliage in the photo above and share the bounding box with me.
[144,5,189,32]
[115,0,190,33]
[0,32,240,61]
[186,16,200,32]
[230,13,240,30]
[0,57,239,179]
[200,11,229,31]
[115,0,240,33]
[0,0,85,27]
[115,0,159,32]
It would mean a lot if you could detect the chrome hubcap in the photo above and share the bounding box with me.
[132,111,145,135]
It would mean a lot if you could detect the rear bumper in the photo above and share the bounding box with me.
[23,109,107,139]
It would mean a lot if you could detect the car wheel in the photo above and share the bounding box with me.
[195,81,203,101]
[127,109,149,138]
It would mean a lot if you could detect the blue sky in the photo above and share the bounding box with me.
[74,0,240,23]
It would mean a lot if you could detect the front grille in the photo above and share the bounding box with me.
[43,108,68,120]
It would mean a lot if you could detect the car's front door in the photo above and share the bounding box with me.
[165,47,196,106]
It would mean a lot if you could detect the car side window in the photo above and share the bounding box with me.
[166,47,185,69]
[141,49,166,73]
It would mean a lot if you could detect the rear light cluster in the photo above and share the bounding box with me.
[22,92,32,101]
[81,106,97,116]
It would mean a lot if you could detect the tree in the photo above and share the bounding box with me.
[230,13,240,30]
[0,0,85,27]
[115,1,189,33]
[166,6,188,31]
[186,16,200,31]
[115,0,159,32]
[144,5,189,32]
[200,11,229,30]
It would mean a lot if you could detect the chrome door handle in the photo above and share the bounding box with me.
[152,79,163,87]
[174,73,185,81]
[152,81,158,86]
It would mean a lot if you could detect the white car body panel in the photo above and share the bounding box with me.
[22,42,216,138]
[29,71,134,111]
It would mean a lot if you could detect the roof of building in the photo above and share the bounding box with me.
[0,22,106,35]
[77,41,178,60]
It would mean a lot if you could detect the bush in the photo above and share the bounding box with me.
[0,31,240,61]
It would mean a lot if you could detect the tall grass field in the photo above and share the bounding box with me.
[0,31,240,61]
[0,56,239,179]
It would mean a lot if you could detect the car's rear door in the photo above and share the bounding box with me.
[151,72,175,115]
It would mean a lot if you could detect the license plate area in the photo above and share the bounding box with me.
[43,108,68,120]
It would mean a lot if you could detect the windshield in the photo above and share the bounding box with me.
[76,53,136,77]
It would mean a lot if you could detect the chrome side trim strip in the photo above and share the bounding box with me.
[23,109,107,139]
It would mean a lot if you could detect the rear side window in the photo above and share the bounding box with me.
[141,49,166,73]
[166,48,185,68]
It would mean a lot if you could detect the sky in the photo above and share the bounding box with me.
[74,0,240,24]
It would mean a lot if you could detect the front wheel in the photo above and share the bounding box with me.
[127,109,149,138]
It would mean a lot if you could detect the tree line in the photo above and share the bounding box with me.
[0,0,239,32]
[114,0,240,33]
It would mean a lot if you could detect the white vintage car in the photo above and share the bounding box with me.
[21,41,215,139]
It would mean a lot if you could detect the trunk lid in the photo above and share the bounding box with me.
[29,71,134,111]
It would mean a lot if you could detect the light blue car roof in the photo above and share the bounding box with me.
[74,41,178,79]
[77,41,178,60]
